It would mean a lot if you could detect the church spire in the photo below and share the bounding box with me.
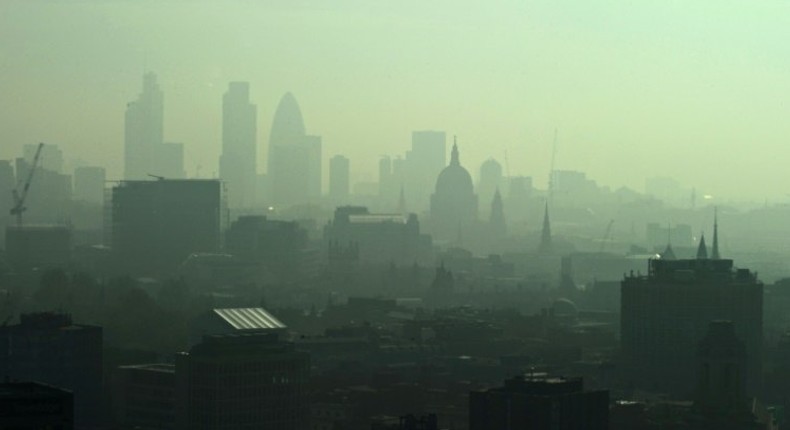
[539,202,552,253]
[711,207,721,260]
[489,188,506,237]
[697,233,708,259]
[450,135,459,166]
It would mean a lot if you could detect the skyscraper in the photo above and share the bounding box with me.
[329,155,350,202]
[220,82,257,208]
[73,166,106,204]
[124,73,164,180]
[267,92,322,206]
[478,158,503,215]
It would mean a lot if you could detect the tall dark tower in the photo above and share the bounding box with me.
[538,202,552,253]
[124,73,164,180]
[220,82,257,209]
[695,321,747,414]
[489,188,506,238]
[711,208,721,260]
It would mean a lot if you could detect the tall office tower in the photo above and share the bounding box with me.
[378,156,394,203]
[176,309,309,430]
[74,166,106,204]
[110,179,225,274]
[477,158,502,215]
[0,382,74,429]
[24,143,63,173]
[220,82,257,208]
[469,375,609,430]
[0,312,102,427]
[267,92,307,206]
[125,72,164,180]
[329,155,350,202]
[621,243,762,397]
[406,131,446,211]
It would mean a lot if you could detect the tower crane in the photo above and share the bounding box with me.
[599,219,615,253]
[10,142,44,226]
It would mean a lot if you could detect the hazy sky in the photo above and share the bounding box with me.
[2,1,790,200]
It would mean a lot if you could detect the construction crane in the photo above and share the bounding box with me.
[10,142,44,226]
[599,219,615,253]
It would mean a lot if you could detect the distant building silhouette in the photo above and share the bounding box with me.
[429,140,477,241]
[324,206,432,265]
[124,72,164,180]
[469,375,609,430]
[478,158,503,215]
[24,142,63,174]
[220,82,257,209]
[405,131,446,211]
[329,155,350,202]
[0,312,102,427]
[538,202,552,253]
[488,188,506,238]
[110,179,225,274]
[267,92,321,206]
[621,248,763,396]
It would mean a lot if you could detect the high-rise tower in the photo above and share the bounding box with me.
[267,93,321,206]
[124,73,164,180]
[329,155,350,203]
[220,82,257,208]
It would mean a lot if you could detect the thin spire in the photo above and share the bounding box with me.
[662,222,676,259]
[450,136,459,165]
[539,202,552,253]
[711,207,721,260]
[696,233,708,259]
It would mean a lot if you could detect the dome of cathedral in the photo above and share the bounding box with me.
[435,143,474,196]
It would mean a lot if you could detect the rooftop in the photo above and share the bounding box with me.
[213,307,286,331]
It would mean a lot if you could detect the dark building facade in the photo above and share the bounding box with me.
[0,313,102,427]
[113,364,176,430]
[175,333,309,430]
[469,375,609,430]
[0,382,74,430]
[621,257,763,396]
[110,179,225,274]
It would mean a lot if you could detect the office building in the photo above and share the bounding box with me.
[125,72,164,180]
[176,311,309,430]
[469,375,609,430]
[329,155,350,202]
[113,364,176,430]
[220,82,257,209]
[110,179,225,274]
[477,158,503,215]
[621,247,763,396]
[0,312,102,427]
[0,381,74,430]
[404,131,445,211]
[24,142,63,174]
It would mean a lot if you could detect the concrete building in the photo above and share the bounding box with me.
[404,131,445,212]
[189,307,287,347]
[110,179,225,274]
[477,158,502,216]
[621,253,763,396]
[175,324,309,429]
[0,313,102,427]
[220,82,257,209]
[469,375,609,430]
[0,381,74,429]
[329,155,350,203]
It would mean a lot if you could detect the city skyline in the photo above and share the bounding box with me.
[3,2,790,200]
